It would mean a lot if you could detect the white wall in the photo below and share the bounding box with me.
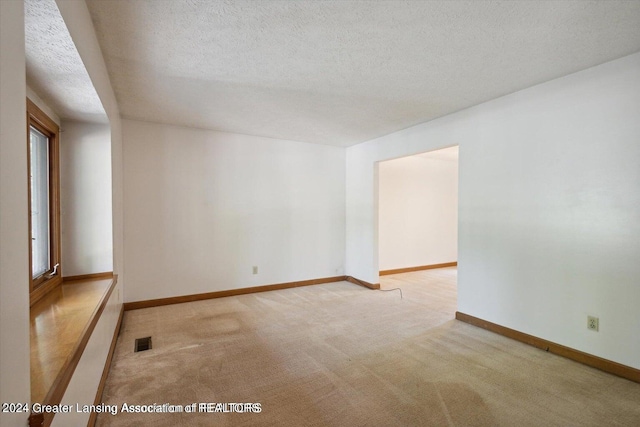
[0,2,30,426]
[55,0,124,287]
[346,52,640,369]
[27,86,61,125]
[60,120,113,276]
[378,148,458,271]
[123,120,345,303]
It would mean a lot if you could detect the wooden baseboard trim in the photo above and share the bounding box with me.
[87,304,124,427]
[345,276,380,290]
[33,275,118,427]
[380,262,457,276]
[455,311,640,383]
[124,275,348,311]
[64,271,113,282]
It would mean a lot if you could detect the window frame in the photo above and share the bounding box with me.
[27,98,62,305]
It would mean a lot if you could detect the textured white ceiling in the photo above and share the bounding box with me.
[85,0,640,146]
[25,0,107,123]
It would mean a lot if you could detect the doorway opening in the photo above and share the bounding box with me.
[377,146,459,315]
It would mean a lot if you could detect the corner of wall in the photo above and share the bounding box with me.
[0,1,31,425]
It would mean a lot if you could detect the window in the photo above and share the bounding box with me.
[27,98,61,303]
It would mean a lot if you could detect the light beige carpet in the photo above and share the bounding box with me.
[97,268,640,426]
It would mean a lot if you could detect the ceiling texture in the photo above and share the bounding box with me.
[25,0,107,123]
[85,0,640,147]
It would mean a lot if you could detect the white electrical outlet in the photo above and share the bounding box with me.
[587,316,599,331]
[252,266,258,275]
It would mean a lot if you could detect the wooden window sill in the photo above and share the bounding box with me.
[29,274,117,425]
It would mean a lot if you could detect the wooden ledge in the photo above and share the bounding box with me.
[29,275,118,427]
[456,311,640,384]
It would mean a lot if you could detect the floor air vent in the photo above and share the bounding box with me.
[134,336,152,352]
